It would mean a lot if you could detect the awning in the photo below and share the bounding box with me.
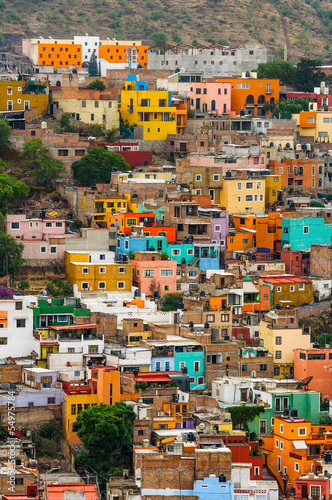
[293,440,307,450]
[50,323,102,331]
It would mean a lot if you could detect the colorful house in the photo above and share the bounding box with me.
[117,234,167,259]
[131,251,177,296]
[165,243,196,265]
[106,212,157,233]
[94,195,136,228]
[119,75,178,140]
[190,81,231,115]
[256,212,283,255]
[65,250,132,293]
[0,79,49,116]
[292,105,332,142]
[31,298,90,328]
[214,75,279,117]
[220,177,265,214]
[294,347,332,400]
[270,158,321,189]
[282,217,332,251]
[259,275,314,307]
[264,174,283,206]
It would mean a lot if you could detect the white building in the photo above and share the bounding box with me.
[0,297,34,358]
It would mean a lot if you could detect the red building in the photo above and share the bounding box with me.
[294,473,330,500]
[280,250,311,276]
[231,326,251,344]
[222,435,263,480]
[90,140,152,169]
[286,91,332,110]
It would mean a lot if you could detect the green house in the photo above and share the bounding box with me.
[31,298,90,329]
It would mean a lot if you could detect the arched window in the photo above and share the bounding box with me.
[246,94,254,104]
[270,97,275,106]
[56,81,61,87]
[258,95,265,104]
[211,100,216,111]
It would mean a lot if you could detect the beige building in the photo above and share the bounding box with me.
[54,97,119,130]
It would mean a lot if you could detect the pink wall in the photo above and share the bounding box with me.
[132,259,177,296]
[190,82,231,114]
[189,154,266,174]
[294,348,332,400]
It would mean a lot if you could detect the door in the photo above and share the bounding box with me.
[301,485,308,499]
[196,98,201,110]
[259,420,267,434]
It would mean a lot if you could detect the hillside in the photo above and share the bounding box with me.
[0,0,331,63]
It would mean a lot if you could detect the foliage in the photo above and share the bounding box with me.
[295,58,326,92]
[159,292,183,311]
[321,397,329,411]
[17,279,30,291]
[0,234,24,278]
[264,97,311,119]
[256,61,297,84]
[160,252,169,260]
[20,139,66,189]
[75,402,136,486]
[120,118,136,139]
[88,52,99,77]
[228,406,264,432]
[0,286,14,299]
[216,38,229,45]
[59,113,76,133]
[46,278,72,297]
[187,109,195,118]
[87,79,106,91]
[0,171,29,214]
[72,147,129,185]
[148,278,161,296]
[310,200,325,207]
[105,127,120,142]
[151,32,166,45]
[70,219,84,232]
[33,420,62,458]
[83,124,105,138]
[0,114,11,155]
[136,381,148,391]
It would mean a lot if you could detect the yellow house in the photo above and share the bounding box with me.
[120,75,177,140]
[292,104,332,141]
[219,177,265,214]
[94,194,137,228]
[54,97,119,130]
[0,79,49,115]
[264,175,282,206]
[259,320,311,379]
[65,251,132,292]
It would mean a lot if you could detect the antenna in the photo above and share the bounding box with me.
[295,376,313,390]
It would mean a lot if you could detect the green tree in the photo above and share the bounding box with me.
[88,52,99,77]
[20,139,66,188]
[72,147,129,185]
[105,127,120,142]
[216,38,229,45]
[46,278,72,297]
[119,118,136,139]
[0,171,29,214]
[75,402,136,485]
[0,114,11,155]
[17,279,30,291]
[83,124,105,138]
[295,58,326,92]
[0,233,24,278]
[33,420,62,458]
[159,292,183,311]
[255,61,297,85]
[264,97,311,119]
[87,79,106,91]
[151,32,166,45]
[59,113,76,133]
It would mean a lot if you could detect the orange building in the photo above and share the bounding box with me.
[214,76,279,117]
[227,231,255,252]
[174,102,187,133]
[263,415,332,490]
[107,212,157,233]
[38,43,82,70]
[142,226,177,244]
[270,158,319,189]
[294,347,332,400]
[256,212,283,255]
[98,42,148,67]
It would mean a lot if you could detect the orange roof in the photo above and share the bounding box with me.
[47,484,98,500]
[261,275,311,284]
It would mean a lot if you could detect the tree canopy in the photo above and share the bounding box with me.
[256,61,297,85]
[75,402,136,485]
[88,52,99,77]
[0,114,12,155]
[264,97,311,119]
[72,147,129,185]
[0,168,29,214]
[87,80,106,91]
[0,233,24,278]
[159,292,184,311]
[20,139,66,188]
[58,113,76,133]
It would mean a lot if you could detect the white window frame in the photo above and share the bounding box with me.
[237,182,242,190]
[82,268,89,274]
[283,466,287,475]
[280,441,284,450]
[294,462,299,472]
[99,267,106,273]
[187,249,194,255]
[275,438,279,448]
[118,267,125,273]
[277,286,282,292]
[237,196,241,203]
[246,182,254,190]
[50,246,57,254]
[117,281,125,289]
[172,249,181,256]
[196,174,202,182]
[259,194,264,201]
[298,283,305,290]
[277,456,281,472]
[280,424,284,434]
[290,285,295,292]
[254,467,260,476]
[160,269,174,277]
[303,226,309,234]
[256,181,262,190]
[81,282,89,290]
[213,174,220,181]
[10,222,20,230]
[298,427,306,436]
[98,282,106,289]
[40,246,46,253]
[215,225,221,232]
[144,269,155,277]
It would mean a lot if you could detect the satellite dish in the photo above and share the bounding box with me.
[296,375,313,390]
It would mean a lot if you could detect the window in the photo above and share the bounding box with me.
[48,397,56,404]
[28,402,34,407]
[187,249,194,255]
[213,174,220,181]
[155,361,161,371]
[237,196,241,203]
[138,430,145,436]
[82,267,89,274]
[88,345,98,353]
[98,282,106,289]
[276,336,282,345]
[254,467,260,476]
[91,114,94,121]
[71,404,76,415]
[275,351,282,359]
[295,462,299,472]
[299,427,306,436]
[290,285,295,292]
[280,441,284,450]
[82,282,89,290]
[7,100,13,111]
[256,181,262,189]
[298,283,305,290]
[82,100,86,107]
[194,361,200,372]
[246,182,253,189]
[274,367,280,376]
[221,314,229,321]
[16,319,26,328]
[11,222,20,230]
[245,195,253,202]
[277,456,281,472]
[260,194,264,201]
[144,269,155,277]
[280,424,284,434]
[117,282,125,289]
[196,174,202,181]
[99,267,106,273]
[118,267,125,273]
[0,338,7,344]
[283,466,287,475]
[260,364,267,371]
[237,182,242,190]
[160,269,173,277]
[100,254,105,260]
[172,249,181,256]
[275,439,279,448]
[15,301,23,311]
[263,294,268,300]
[179,362,186,370]
[303,226,309,234]
[242,364,247,372]
[277,286,282,292]
[207,314,215,322]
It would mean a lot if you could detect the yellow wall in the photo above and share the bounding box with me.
[292,110,332,141]
[120,85,177,140]
[264,175,282,206]
[220,178,265,214]
[0,81,49,115]
[66,261,132,292]
[270,282,314,307]
[55,98,119,130]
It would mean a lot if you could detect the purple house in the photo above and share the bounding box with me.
[211,211,229,251]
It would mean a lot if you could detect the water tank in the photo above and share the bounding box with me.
[39,209,46,219]
[224,334,230,340]
[181,258,186,264]
[142,439,150,448]
[219,474,227,483]
[188,235,194,243]
[204,322,209,329]
[240,109,246,117]
[313,342,320,348]
[189,321,194,328]
[15,458,22,466]
[67,211,73,220]
[187,432,195,442]
[291,409,298,418]
[270,142,274,147]
[325,452,332,463]
[178,302,184,310]
[111,167,118,172]
[200,291,206,296]
[225,170,232,178]
[183,236,189,243]
[283,408,289,416]
[41,121,47,129]
[134,289,141,297]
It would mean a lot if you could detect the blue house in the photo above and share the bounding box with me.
[117,235,167,259]
[165,243,196,265]
[282,217,332,251]
[194,243,220,271]
[194,476,234,500]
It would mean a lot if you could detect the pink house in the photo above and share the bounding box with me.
[189,149,266,175]
[131,251,177,296]
[190,82,231,115]
[6,214,78,260]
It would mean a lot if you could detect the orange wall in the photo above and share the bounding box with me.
[271,159,317,189]
[38,43,82,70]
[143,226,176,243]
[107,213,156,233]
[300,111,317,128]
[214,77,279,116]
[95,369,121,405]
[98,45,148,66]
[234,215,257,231]
[256,213,283,253]
[227,232,255,252]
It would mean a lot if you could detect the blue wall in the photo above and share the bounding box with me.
[151,356,175,372]
[194,477,234,500]
[174,349,205,390]
[117,236,167,259]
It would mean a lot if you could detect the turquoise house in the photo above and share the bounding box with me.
[117,235,167,259]
[165,243,196,265]
[174,344,205,390]
[282,217,332,251]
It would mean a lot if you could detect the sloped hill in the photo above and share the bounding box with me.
[1,0,331,63]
